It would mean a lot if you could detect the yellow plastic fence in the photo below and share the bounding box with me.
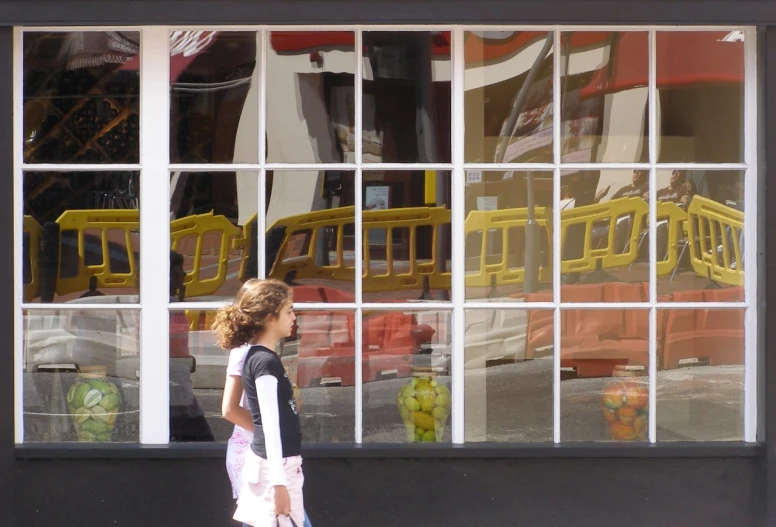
[49,209,247,301]
[464,207,552,288]
[55,209,140,296]
[265,206,453,294]
[686,196,744,286]
[233,213,257,283]
[362,206,451,293]
[655,201,689,277]
[266,207,356,285]
[559,197,648,273]
[23,215,43,301]
[170,211,244,299]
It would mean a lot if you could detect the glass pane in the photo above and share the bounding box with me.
[23,309,139,442]
[23,32,140,164]
[656,170,745,302]
[23,171,140,303]
[363,31,451,163]
[171,309,354,443]
[362,310,451,443]
[560,309,649,442]
[464,31,553,163]
[265,170,355,301]
[267,31,355,164]
[656,31,744,163]
[465,171,553,301]
[657,308,744,440]
[464,309,553,442]
[362,171,451,302]
[560,170,649,302]
[293,310,356,442]
[170,172,258,302]
[561,31,649,164]
[170,31,259,164]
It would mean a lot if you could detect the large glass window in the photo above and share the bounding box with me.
[15,27,756,445]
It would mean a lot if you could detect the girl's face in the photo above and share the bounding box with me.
[272,304,296,339]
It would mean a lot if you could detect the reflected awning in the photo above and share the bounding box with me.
[580,31,744,98]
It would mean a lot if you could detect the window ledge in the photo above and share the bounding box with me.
[14,442,763,460]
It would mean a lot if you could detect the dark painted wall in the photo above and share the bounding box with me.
[15,457,758,527]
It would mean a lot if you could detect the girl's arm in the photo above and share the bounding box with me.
[221,374,253,431]
[255,375,286,487]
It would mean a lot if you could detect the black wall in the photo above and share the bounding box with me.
[2,3,775,527]
[15,457,759,527]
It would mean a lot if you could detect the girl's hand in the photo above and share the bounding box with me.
[273,485,291,516]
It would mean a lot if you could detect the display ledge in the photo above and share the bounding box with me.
[0,0,773,25]
[15,442,762,460]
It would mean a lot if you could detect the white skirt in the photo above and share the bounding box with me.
[233,451,305,527]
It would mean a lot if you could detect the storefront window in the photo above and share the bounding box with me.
[15,27,755,446]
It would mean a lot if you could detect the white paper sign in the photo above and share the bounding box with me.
[477,196,498,211]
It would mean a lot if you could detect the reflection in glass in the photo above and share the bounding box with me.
[23,309,139,442]
[464,309,553,442]
[362,310,451,443]
[560,309,649,441]
[23,172,140,303]
[464,171,553,300]
[656,31,744,163]
[267,32,355,164]
[361,171,451,303]
[170,31,259,163]
[561,32,648,164]
[23,32,140,164]
[464,31,553,163]
[292,310,356,442]
[264,171,355,301]
[560,170,649,301]
[363,31,451,163]
[657,308,744,441]
[170,172,259,302]
[655,170,745,301]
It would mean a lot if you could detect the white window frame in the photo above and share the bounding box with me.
[13,25,758,445]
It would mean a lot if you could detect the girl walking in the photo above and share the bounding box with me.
[213,279,306,527]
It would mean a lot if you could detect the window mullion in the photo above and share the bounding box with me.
[648,28,658,444]
[354,30,364,444]
[12,27,24,444]
[450,28,465,444]
[258,30,267,279]
[552,28,562,444]
[744,26,758,442]
[139,26,171,445]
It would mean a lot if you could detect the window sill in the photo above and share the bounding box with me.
[14,442,762,459]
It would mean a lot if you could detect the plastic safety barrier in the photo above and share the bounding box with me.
[267,206,452,294]
[655,201,689,277]
[559,196,648,273]
[55,209,139,297]
[23,215,43,301]
[170,211,244,299]
[464,207,552,289]
[686,196,744,286]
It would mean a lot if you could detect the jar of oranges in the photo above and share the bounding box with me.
[600,366,649,441]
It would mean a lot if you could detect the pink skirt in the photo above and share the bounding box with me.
[233,452,305,527]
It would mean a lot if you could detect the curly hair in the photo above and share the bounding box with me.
[211,278,293,350]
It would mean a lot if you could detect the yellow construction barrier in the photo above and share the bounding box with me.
[363,206,451,293]
[170,211,244,299]
[55,209,139,297]
[655,201,689,277]
[464,207,552,288]
[23,215,43,301]
[232,213,257,283]
[686,196,744,286]
[266,206,452,294]
[559,197,648,273]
